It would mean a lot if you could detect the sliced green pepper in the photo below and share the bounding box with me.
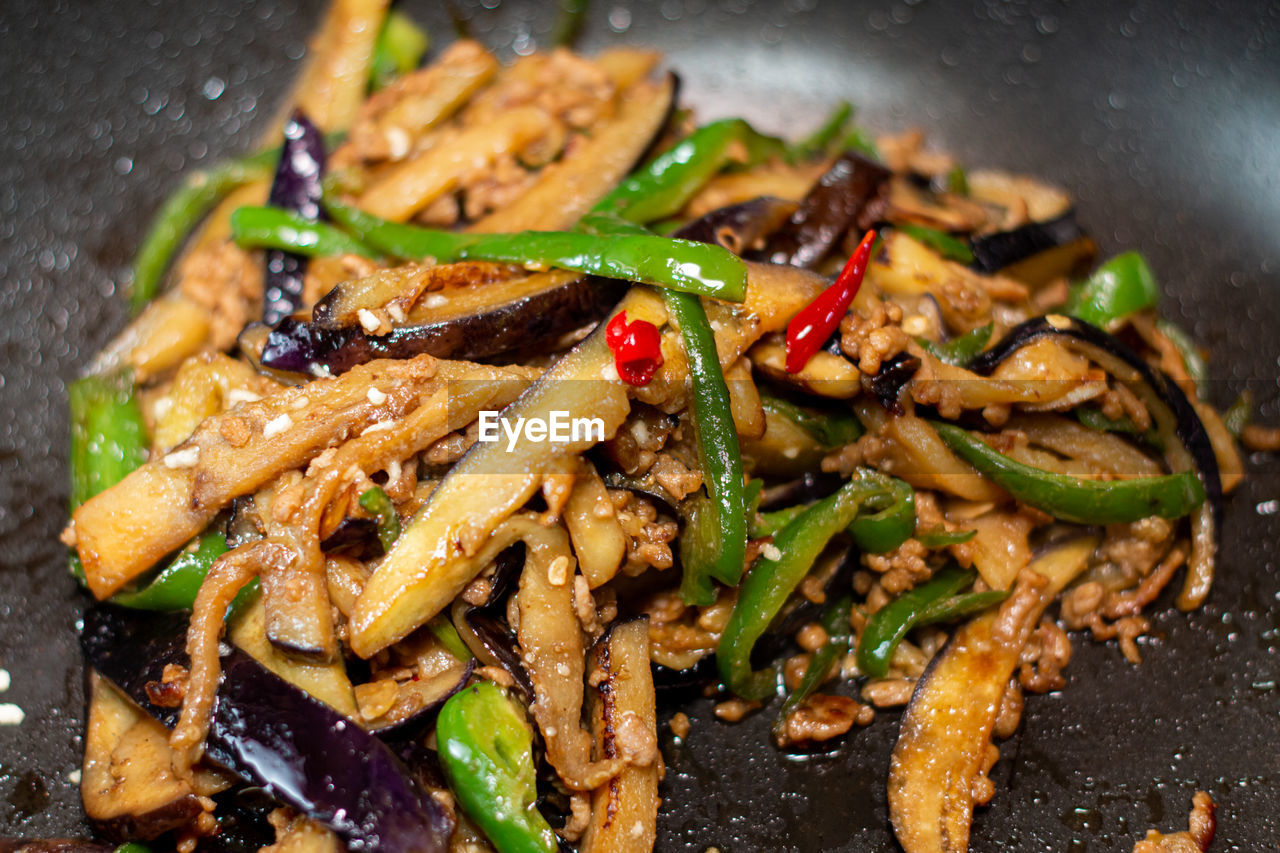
[946,165,969,196]
[358,486,401,554]
[1063,251,1159,330]
[320,195,748,301]
[69,372,149,510]
[114,844,153,853]
[774,594,852,735]
[1156,318,1208,393]
[787,100,854,163]
[585,117,785,227]
[896,224,975,265]
[429,613,474,662]
[437,682,558,853]
[717,470,897,701]
[1222,390,1253,438]
[841,126,882,161]
[915,322,992,367]
[856,566,1006,678]
[759,391,864,448]
[752,503,808,539]
[1074,405,1162,448]
[550,0,589,47]
[932,421,1205,524]
[369,10,429,92]
[848,474,915,554]
[110,529,229,610]
[230,206,380,259]
[914,525,976,548]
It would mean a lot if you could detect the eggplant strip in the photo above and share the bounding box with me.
[284,0,389,135]
[512,516,627,791]
[350,265,828,657]
[581,619,661,853]
[889,536,1098,853]
[468,75,676,233]
[71,354,444,598]
[563,461,628,589]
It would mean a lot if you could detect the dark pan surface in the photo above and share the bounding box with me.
[2,0,1277,849]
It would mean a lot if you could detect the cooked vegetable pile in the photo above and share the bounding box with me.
[60,3,1273,852]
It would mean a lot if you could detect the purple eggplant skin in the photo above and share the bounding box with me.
[262,110,326,326]
[869,351,921,416]
[967,211,1085,273]
[967,314,1223,532]
[462,608,535,703]
[320,516,385,560]
[259,276,625,376]
[760,151,891,269]
[369,658,476,740]
[758,471,845,511]
[80,605,454,853]
[671,196,798,253]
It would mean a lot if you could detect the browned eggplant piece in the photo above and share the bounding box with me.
[672,196,799,254]
[967,211,1087,273]
[367,658,476,738]
[888,536,1097,853]
[81,672,213,841]
[580,619,661,853]
[968,314,1222,609]
[869,351,922,415]
[258,272,625,376]
[762,151,891,269]
[81,605,453,853]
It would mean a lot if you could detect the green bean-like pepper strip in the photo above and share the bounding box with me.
[1063,251,1159,330]
[1222,390,1253,438]
[856,567,1007,678]
[841,126,882,161]
[849,475,916,554]
[718,470,893,700]
[230,206,381,259]
[932,421,1205,524]
[896,224,975,264]
[437,682,558,853]
[1074,406,1162,449]
[69,372,149,510]
[915,321,992,367]
[586,117,786,227]
[115,844,154,853]
[110,529,229,610]
[947,165,969,195]
[128,149,278,313]
[358,486,401,554]
[787,100,854,163]
[914,525,976,548]
[369,10,429,92]
[1156,318,1208,393]
[320,196,748,301]
[775,595,853,733]
[753,504,808,539]
[759,391,864,448]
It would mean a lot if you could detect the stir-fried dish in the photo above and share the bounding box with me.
[53,4,1280,852]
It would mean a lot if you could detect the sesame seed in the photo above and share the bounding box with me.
[309,363,332,378]
[263,414,293,438]
[227,388,261,405]
[361,420,395,436]
[67,769,81,785]
[423,294,448,309]
[357,308,382,333]
[291,395,310,410]
[366,387,387,405]
[387,303,407,323]
[163,446,201,469]
[547,555,570,586]
[153,396,173,419]
[0,704,24,726]
[1046,313,1071,330]
[0,670,9,692]
[385,126,411,159]
[761,543,783,562]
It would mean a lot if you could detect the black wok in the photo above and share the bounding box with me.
[1,0,1277,849]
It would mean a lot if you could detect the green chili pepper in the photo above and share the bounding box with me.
[759,391,864,448]
[1222,390,1253,438]
[115,844,153,853]
[110,529,229,609]
[321,195,748,301]
[914,525,976,548]
[848,474,916,554]
[437,682,558,853]
[69,372,149,510]
[753,503,808,539]
[369,10,429,91]
[932,421,1205,524]
[1063,251,1159,330]
[856,566,1007,678]
[551,0,590,47]
[915,322,993,367]
[429,614,474,662]
[895,224,975,265]
[230,206,380,259]
[946,165,969,196]
[1073,406,1163,449]
[358,486,401,554]
[1156,318,1208,393]
[718,470,895,700]
[775,595,852,734]
[841,126,881,161]
[787,100,854,163]
[586,117,785,227]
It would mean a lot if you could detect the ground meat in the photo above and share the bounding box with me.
[1018,620,1071,693]
[839,300,909,376]
[1098,381,1153,431]
[861,678,916,708]
[864,537,931,595]
[1132,791,1215,852]
[668,712,691,740]
[713,697,761,722]
[993,680,1024,739]
[904,352,966,420]
[773,694,873,748]
[613,710,660,768]
[177,240,262,351]
[615,493,678,575]
[561,792,591,843]
[649,452,703,502]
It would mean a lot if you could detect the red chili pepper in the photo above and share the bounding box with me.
[785,229,878,374]
[606,311,664,385]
